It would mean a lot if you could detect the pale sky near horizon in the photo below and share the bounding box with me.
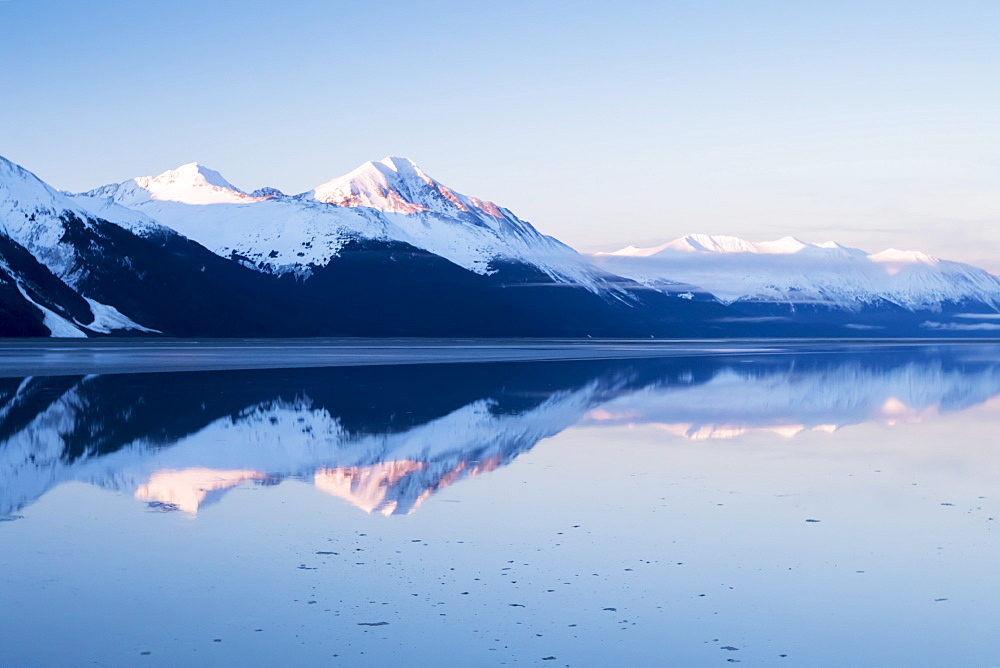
[2,1,999,269]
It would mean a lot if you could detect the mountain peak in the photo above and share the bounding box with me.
[307,157,505,218]
[0,154,64,213]
[869,248,940,267]
[83,162,264,206]
[604,235,865,258]
[376,155,420,172]
[168,162,235,189]
[132,162,262,205]
[678,234,759,254]
[309,157,430,214]
[754,236,809,254]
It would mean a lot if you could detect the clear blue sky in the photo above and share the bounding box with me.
[2,1,999,268]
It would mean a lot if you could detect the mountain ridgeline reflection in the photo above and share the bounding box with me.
[2,345,1000,518]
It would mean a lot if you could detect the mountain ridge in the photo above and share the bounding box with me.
[2,154,1000,337]
[593,233,1000,317]
[80,156,608,289]
[1,154,723,337]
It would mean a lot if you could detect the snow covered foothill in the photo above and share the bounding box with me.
[83,298,160,334]
[0,156,170,336]
[13,283,87,338]
[593,234,1000,312]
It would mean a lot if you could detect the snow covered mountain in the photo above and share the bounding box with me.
[593,234,1000,331]
[0,154,722,338]
[0,155,321,337]
[6,150,1000,338]
[81,156,605,288]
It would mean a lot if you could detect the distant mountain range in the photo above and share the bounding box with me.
[1,154,998,337]
[593,234,1000,325]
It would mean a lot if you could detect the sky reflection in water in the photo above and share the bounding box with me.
[2,345,999,666]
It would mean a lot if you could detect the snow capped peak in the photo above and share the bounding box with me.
[596,234,756,257]
[0,154,65,214]
[133,162,264,205]
[307,156,505,218]
[376,155,420,172]
[665,234,816,255]
[166,162,239,191]
[674,234,760,254]
[308,157,431,214]
[0,154,81,256]
[869,248,939,266]
[85,162,264,206]
[0,154,42,186]
[603,245,647,257]
[754,236,808,254]
[600,234,868,259]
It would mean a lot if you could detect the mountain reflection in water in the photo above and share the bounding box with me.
[3,344,1000,518]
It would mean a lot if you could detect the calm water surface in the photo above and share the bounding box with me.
[2,344,999,666]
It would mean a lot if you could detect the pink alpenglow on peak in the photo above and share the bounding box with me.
[307,156,504,218]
